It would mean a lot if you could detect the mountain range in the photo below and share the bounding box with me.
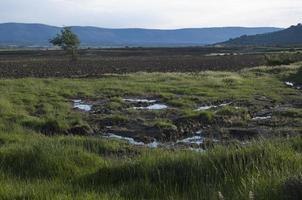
[220,24,302,46]
[0,23,282,47]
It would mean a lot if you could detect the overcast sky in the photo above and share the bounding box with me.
[0,0,301,29]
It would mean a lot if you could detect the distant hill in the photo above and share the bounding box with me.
[0,23,282,47]
[220,24,302,46]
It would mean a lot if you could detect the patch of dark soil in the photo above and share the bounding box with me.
[226,128,263,140]
[74,95,301,144]
[0,49,271,78]
[282,175,302,200]
[67,125,94,136]
[174,115,210,138]
[40,120,63,135]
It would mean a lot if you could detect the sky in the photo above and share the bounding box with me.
[0,0,301,29]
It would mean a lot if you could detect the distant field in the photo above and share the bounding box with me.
[0,47,302,78]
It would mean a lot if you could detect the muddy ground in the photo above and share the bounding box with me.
[1,47,301,149]
[71,86,302,148]
[1,47,302,78]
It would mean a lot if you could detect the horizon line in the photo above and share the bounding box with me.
[0,22,289,30]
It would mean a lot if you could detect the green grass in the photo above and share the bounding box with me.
[0,63,300,135]
[0,131,301,199]
[0,63,301,199]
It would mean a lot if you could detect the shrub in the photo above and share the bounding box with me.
[264,54,295,66]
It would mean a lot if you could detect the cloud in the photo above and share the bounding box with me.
[0,0,301,28]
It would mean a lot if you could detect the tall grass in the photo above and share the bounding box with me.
[0,131,301,199]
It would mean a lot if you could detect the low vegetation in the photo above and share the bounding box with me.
[0,60,301,199]
[0,131,301,199]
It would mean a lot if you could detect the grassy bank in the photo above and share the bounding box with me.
[0,131,301,199]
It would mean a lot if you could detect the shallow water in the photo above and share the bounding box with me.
[73,100,92,112]
[104,133,145,145]
[284,81,302,90]
[146,104,168,110]
[177,136,204,145]
[196,102,232,111]
[146,141,160,148]
[123,98,157,103]
[196,105,217,111]
[252,115,272,120]
[134,104,168,110]
[102,132,209,152]
[285,81,294,87]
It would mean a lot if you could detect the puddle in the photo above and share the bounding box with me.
[285,81,294,87]
[252,115,272,120]
[101,130,209,153]
[124,97,167,110]
[103,133,162,148]
[123,98,157,103]
[104,133,145,145]
[220,102,232,106]
[177,130,207,145]
[196,102,232,111]
[146,104,168,110]
[134,104,168,110]
[196,105,217,111]
[146,141,160,148]
[177,136,204,145]
[205,53,229,56]
[73,100,92,112]
[285,81,301,90]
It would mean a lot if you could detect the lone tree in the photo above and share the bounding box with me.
[50,27,80,60]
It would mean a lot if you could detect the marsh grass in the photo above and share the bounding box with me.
[0,64,301,199]
[0,63,300,135]
[0,131,301,199]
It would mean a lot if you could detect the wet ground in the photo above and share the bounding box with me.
[71,80,302,150]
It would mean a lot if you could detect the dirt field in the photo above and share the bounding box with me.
[1,47,301,78]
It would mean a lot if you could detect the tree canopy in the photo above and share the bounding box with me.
[50,27,80,50]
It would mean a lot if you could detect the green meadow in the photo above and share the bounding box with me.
[0,63,301,199]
